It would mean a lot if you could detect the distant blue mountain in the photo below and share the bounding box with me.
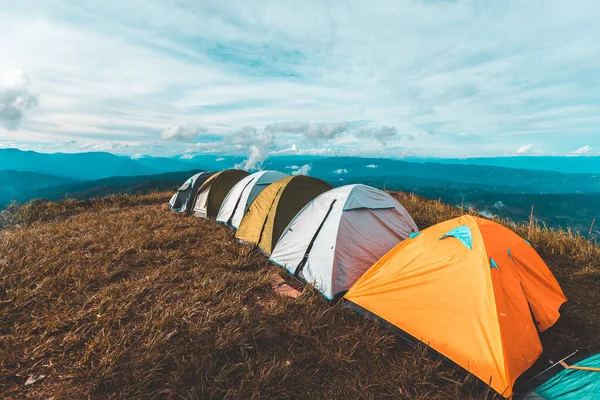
[0,170,78,206]
[0,149,156,180]
[2,149,600,193]
[17,169,204,205]
[411,156,600,175]
[0,149,246,180]
[134,155,244,173]
[132,156,199,172]
[1,149,599,233]
[261,156,600,194]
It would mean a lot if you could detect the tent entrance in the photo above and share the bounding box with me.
[257,185,285,247]
[227,177,256,225]
[294,199,338,280]
[193,185,211,218]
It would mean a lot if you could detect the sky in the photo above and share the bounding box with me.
[1,0,600,166]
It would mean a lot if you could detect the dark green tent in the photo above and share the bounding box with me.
[192,169,250,218]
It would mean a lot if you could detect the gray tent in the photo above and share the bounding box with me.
[169,171,215,213]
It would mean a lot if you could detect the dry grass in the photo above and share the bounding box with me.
[0,191,597,399]
[1,191,172,228]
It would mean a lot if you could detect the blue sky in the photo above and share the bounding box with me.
[1,0,600,164]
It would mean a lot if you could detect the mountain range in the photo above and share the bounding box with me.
[0,169,203,206]
[414,155,600,175]
[1,149,599,235]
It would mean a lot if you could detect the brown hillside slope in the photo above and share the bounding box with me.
[0,192,598,399]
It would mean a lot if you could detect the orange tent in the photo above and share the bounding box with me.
[344,215,566,398]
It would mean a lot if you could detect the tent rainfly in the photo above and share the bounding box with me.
[169,171,215,213]
[217,170,288,228]
[270,184,418,300]
[344,215,567,398]
[192,169,250,219]
[235,175,333,255]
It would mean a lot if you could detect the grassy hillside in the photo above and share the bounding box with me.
[0,192,598,399]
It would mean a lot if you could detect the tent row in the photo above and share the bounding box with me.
[169,169,573,399]
[170,169,418,300]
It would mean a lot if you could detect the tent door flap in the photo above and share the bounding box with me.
[294,199,338,279]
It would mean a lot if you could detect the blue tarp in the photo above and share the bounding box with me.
[528,353,600,399]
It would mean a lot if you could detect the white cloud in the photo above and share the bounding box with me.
[131,152,145,159]
[0,70,39,130]
[265,120,348,143]
[304,122,348,142]
[265,121,309,133]
[272,146,335,156]
[479,210,496,219]
[231,126,274,171]
[291,164,311,176]
[216,157,225,161]
[180,153,195,160]
[270,144,298,155]
[516,144,533,154]
[365,164,378,168]
[287,165,300,169]
[195,142,222,152]
[236,144,267,171]
[333,168,348,174]
[79,141,130,152]
[3,2,600,157]
[161,125,207,141]
[39,140,77,149]
[493,201,506,210]
[571,145,591,155]
[358,125,401,144]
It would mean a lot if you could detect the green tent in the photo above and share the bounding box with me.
[525,353,600,399]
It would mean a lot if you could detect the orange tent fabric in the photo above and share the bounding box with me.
[344,215,566,398]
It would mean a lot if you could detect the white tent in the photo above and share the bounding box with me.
[270,184,418,300]
[217,170,288,228]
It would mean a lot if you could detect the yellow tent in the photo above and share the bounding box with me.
[345,215,566,398]
[236,175,333,254]
[192,169,250,218]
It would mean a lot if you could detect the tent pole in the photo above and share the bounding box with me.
[525,350,578,384]
[559,361,600,372]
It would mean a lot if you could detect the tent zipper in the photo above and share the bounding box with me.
[227,177,256,225]
[294,199,337,279]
